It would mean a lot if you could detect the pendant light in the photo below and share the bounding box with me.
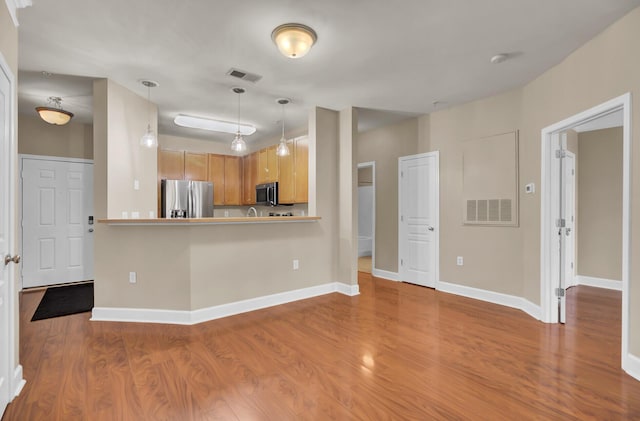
[140,80,159,148]
[36,96,74,125]
[230,87,248,153]
[276,98,290,157]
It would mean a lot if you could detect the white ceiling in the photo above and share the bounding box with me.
[16,0,640,145]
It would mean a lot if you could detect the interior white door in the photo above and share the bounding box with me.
[399,152,438,287]
[564,151,576,288]
[0,55,13,417]
[21,158,94,288]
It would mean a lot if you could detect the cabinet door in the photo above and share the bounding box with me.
[257,149,268,184]
[294,136,309,203]
[185,152,208,181]
[224,156,242,205]
[278,140,295,204]
[208,154,225,205]
[242,153,257,205]
[266,145,279,183]
[158,149,185,180]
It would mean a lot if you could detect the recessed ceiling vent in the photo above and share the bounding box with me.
[226,68,262,83]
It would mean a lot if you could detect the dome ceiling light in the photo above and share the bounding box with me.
[35,96,74,125]
[271,23,317,59]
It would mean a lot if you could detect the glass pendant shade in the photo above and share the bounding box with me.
[231,132,247,153]
[140,124,158,148]
[276,137,290,157]
[272,23,317,58]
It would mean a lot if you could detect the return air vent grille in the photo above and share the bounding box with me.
[226,68,262,83]
[465,199,513,225]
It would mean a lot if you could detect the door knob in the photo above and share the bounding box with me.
[88,228,94,233]
[428,226,435,231]
[4,254,20,266]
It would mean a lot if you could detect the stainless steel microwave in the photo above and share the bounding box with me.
[256,182,278,206]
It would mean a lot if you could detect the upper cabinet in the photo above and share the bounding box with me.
[224,156,242,205]
[242,152,257,205]
[158,149,185,180]
[184,152,208,181]
[207,154,225,205]
[278,135,308,204]
[257,145,279,184]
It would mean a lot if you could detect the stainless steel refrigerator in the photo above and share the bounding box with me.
[161,179,214,218]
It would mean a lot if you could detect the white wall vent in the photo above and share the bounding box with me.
[465,198,514,225]
[226,68,262,83]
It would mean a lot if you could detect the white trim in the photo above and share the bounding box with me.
[398,151,440,288]
[438,281,541,321]
[19,154,94,165]
[371,268,400,282]
[576,275,622,291]
[91,282,357,325]
[625,353,640,382]
[0,49,21,407]
[4,0,32,26]
[12,365,24,398]
[540,93,631,374]
[357,161,376,278]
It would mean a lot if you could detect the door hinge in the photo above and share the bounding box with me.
[572,169,575,176]
[555,288,565,297]
[401,259,404,266]
[556,218,566,228]
[401,215,404,222]
[555,150,567,158]
[401,171,404,177]
[571,262,574,269]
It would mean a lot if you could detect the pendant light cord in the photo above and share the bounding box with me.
[237,92,241,134]
[147,85,151,130]
[281,103,285,138]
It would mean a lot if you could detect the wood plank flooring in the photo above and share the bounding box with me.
[4,274,640,420]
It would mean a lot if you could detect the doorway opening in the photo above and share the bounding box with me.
[540,93,632,375]
[357,162,375,274]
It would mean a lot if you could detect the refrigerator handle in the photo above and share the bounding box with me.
[188,181,194,218]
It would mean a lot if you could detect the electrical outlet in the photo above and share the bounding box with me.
[133,179,140,190]
[293,259,299,270]
[129,271,137,284]
[456,256,464,266]
[224,210,229,217]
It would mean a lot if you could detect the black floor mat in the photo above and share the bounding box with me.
[31,282,94,321]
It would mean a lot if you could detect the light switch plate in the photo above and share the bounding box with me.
[129,272,137,284]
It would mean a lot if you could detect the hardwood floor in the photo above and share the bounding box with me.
[4,274,640,420]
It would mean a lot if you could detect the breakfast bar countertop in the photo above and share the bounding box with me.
[98,216,321,225]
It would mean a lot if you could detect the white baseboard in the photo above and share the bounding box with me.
[12,365,25,398]
[624,352,640,382]
[576,275,622,291]
[92,282,356,325]
[437,281,541,321]
[371,268,400,282]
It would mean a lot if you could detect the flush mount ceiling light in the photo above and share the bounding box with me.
[490,54,509,64]
[140,79,159,148]
[174,115,256,135]
[35,96,74,125]
[230,87,248,154]
[271,23,317,58]
[276,98,290,157]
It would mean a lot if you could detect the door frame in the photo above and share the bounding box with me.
[357,161,376,271]
[398,151,440,288]
[563,148,576,288]
[0,50,22,406]
[540,93,631,373]
[19,154,94,289]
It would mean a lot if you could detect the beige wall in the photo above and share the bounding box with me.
[357,118,419,272]
[2,0,20,386]
[18,114,93,159]
[418,7,640,355]
[424,89,523,294]
[338,107,358,285]
[95,107,341,310]
[577,127,623,281]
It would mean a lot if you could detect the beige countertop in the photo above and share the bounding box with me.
[98,216,321,225]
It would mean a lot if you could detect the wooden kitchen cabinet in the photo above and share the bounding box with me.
[257,145,279,184]
[208,154,225,205]
[184,152,208,181]
[294,136,309,203]
[158,149,185,180]
[224,156,242,205]
[277,140,295,204]
[277,136,309,204]
[242,152,257,205]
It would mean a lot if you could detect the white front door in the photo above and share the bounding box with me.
[21,157,94,288]
[0,53,14,417]
[399,152,439,287]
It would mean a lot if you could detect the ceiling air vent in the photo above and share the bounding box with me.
[226,68,262,83]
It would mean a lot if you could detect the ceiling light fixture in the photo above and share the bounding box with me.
[230,87,248,154]
[35,96,74,125]
[271,23,317,59]
[276,98,290,157]
[140,79,159,148]
[490,54,508,64]
[174,115,256,135]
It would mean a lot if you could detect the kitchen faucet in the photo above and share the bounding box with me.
[247,207,257,217]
